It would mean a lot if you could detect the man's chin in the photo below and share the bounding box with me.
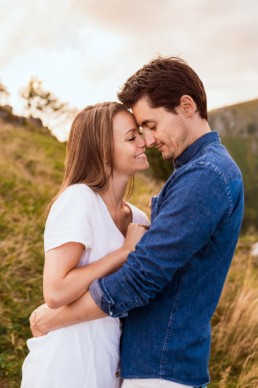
[161,152,173,161]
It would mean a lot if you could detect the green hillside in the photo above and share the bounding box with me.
[209,99,258,137]
[222,136,258,232]
[209,99,258,232]
[0,114,257,387]
[0,119,65,386]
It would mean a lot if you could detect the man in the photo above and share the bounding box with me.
[32,57,244,387]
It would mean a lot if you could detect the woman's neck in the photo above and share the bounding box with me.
[100,176,127,209]
[100,176,132,236]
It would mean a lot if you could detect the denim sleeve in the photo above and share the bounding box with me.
[89,164,233,317]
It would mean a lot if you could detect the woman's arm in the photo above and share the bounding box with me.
[31,223,148,336]
[43,242,131,309]
[43,222,148,308]
[30,291,105,337]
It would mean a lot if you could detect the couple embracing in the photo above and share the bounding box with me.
[21,57,244,388]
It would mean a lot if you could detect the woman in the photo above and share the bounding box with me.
[21,102,149,388]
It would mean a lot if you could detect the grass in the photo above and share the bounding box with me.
[0,121,65,386]
[223,136,258,232]
[209,239,258,387]
[0,119,257,387]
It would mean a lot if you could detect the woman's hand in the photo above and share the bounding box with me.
[29,303,64,337]
[29,292,107,336]
[123,223,149,253]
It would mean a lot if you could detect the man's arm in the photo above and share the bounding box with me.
[89,165,232,318]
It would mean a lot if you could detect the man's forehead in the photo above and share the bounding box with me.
[132,103,156,126]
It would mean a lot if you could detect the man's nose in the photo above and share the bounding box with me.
[144,130,156,148]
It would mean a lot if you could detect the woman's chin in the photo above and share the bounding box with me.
[138,161,149,172]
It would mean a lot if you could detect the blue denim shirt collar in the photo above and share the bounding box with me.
[174,131,221,169]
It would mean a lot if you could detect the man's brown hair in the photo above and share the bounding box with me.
[118,56,208,120]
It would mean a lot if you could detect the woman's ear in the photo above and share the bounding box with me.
[180,95,196,117]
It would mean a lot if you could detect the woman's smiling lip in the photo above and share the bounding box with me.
[135,152,147,159]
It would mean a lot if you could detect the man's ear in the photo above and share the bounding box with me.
[180,95,196,117]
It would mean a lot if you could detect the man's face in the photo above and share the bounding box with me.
[132,97,191,161]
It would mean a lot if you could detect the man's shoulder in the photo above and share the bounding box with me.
[203,143,242,180]
[168,147,242,194]
[180,142,242,180]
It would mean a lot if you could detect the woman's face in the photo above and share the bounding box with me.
[112,110,149,177]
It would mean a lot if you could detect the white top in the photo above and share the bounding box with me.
[21,184,149,388]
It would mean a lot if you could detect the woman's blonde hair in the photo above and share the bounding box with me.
[48,102,134,213]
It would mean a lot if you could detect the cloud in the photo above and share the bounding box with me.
[1,0,258,118]
[0,0,87,67]
[69,0,258,74]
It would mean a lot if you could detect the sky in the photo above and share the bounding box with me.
[1,0,258,140]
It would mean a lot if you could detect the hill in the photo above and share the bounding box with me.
[0,110,257,387]
[208,99,258,137]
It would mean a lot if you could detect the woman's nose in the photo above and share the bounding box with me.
[137,134,146,147]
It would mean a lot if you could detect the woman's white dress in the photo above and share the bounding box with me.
[21,184,149,388]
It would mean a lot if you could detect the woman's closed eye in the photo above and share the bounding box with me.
[128,136,136,141]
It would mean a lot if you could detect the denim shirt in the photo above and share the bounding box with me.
[90,132,244,386]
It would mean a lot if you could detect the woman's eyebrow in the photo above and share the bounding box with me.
[124,128,136,135]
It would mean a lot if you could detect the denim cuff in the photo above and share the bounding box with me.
[89,279,128,318]
[89,279,110,315]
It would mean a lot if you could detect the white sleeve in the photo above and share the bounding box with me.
[130,204,150,226]
[44,185,95,252]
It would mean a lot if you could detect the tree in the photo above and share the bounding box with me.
[0,81,10,106]
[20,77,76,132]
